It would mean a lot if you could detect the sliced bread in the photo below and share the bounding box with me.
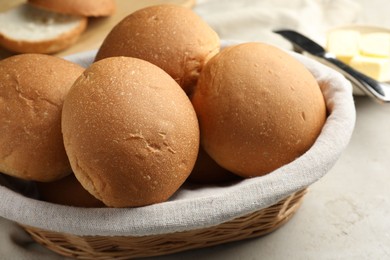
[28,0,116,17]
[0,3,87,54]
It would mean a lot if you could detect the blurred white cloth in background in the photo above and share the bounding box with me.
[194,0,361,48]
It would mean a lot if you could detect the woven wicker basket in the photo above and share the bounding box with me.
[21,189,307,259]
[0,42,355,260]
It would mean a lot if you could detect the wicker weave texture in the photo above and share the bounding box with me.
[22,189,307,259]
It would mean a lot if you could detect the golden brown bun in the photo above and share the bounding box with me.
[28,0,116,17]
[188,147,240,184]
[36,174,104,207]
[0,54,84,182]
[191,42,327,178]
[95,4,220,95]
[0,4,87,54]
[62,57,200,208]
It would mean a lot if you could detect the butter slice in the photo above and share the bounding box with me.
[350,55,390,82]
[327,30,360,63]
[359,32,390,58]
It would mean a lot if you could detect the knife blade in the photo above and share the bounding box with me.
[274,29,390,103]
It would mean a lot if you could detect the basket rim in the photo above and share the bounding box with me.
[19,189,308,259]
[0,41,356,237]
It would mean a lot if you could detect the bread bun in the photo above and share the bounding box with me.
[0,3,87,54]
[36,174,104,207]
[191,42,327,178]
[188,147,240,184]
[95,5,220,94]
[62,57,200,208]
[0,54,84,181]
[28,0,116,17]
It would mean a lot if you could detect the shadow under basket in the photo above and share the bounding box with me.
[20,189,307,259]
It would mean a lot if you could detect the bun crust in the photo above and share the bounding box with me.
[28,0,116,17]
[192,43,327,178]
[62,57,200,208]
[0,54,84,181]
[0,4,87,54]
[188,147,239,184]
[95,5,220,94]
[36,174,105,207]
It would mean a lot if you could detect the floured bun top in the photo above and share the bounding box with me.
[95,4,220,95]
[191,42,327,178]
[62,56,200,208]
[0,53,84,181]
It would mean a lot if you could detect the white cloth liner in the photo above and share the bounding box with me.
[0,42,356,237]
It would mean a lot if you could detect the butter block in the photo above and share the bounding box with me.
[350,55,390,82]
[359,32,390,58]
[327,30,360,63]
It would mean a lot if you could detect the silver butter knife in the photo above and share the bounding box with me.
[274,29,390,103]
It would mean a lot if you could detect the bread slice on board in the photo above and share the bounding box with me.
[0,3,87,54]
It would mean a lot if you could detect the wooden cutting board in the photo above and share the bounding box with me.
[0,0,196,59]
